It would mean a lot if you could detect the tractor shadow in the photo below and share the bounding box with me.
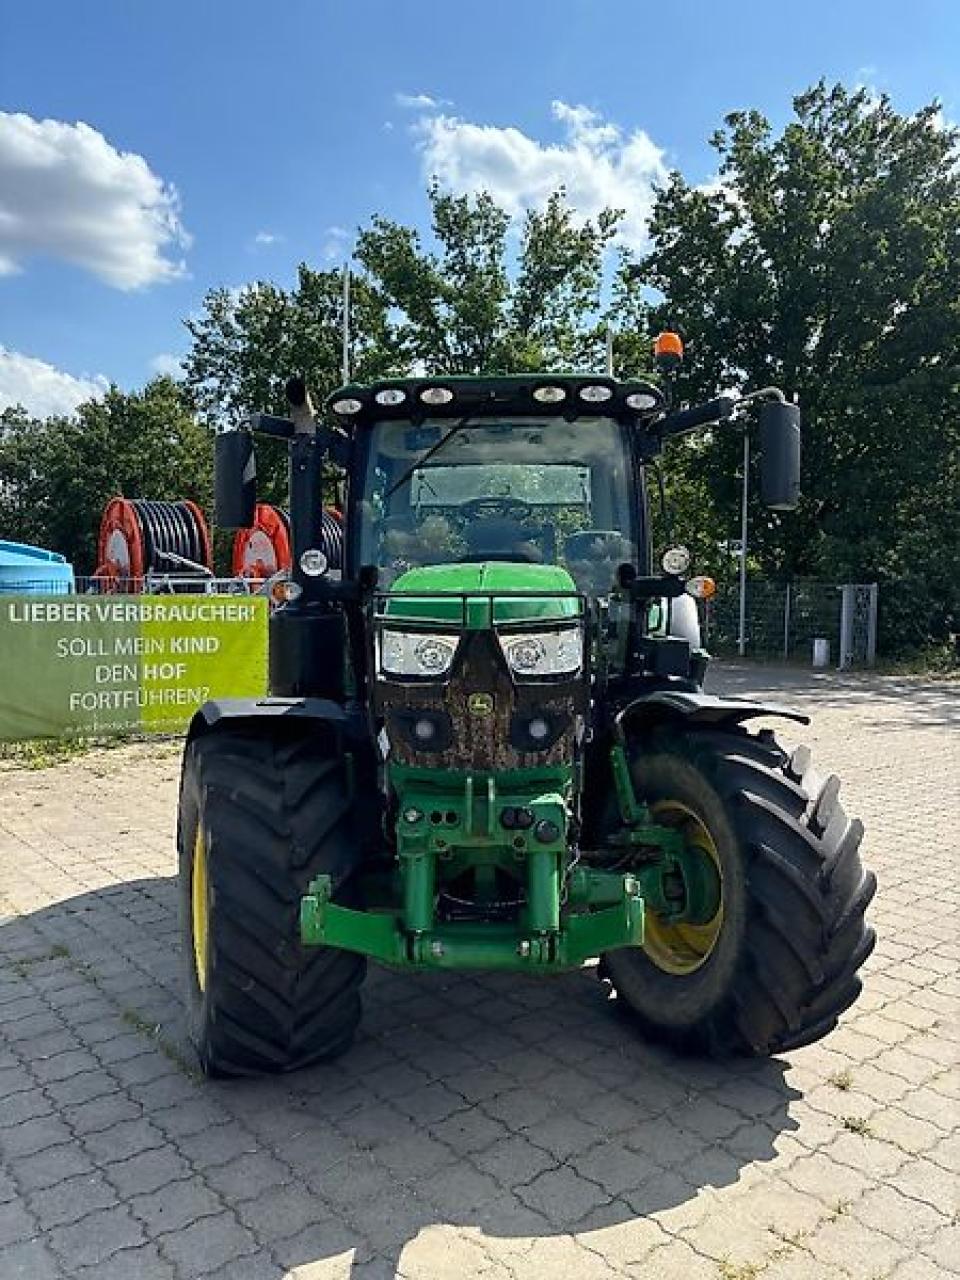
[709,660,960,731]
[3,877,803,1278]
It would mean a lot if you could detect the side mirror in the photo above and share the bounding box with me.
[759,401,801,511]
[214,430,257,528]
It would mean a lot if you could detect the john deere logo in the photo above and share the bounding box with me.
[467,692,494,718]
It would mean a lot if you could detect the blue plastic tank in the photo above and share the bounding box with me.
[0,541,75,595]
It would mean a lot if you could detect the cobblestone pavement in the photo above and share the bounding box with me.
[1,666,957,1280]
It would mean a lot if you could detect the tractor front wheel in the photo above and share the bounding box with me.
[601,725,876,1056]
[177,723,366,1076]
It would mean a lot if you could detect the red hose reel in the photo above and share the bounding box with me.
[95,498,212,591]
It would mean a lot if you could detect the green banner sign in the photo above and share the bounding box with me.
[0,594,268,741]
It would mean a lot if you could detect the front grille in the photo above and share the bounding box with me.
[380,632,576,771]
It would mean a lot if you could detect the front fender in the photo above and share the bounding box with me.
[185,696,352,748]
[615,689,809,739]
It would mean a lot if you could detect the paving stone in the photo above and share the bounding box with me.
[44,1069,118,1109]
[0,1089,54,1129]
[482,1086,559,1131]
[46,1201,147,1269]
[805,1212,910,1275]
[151,1098,233,1139]
[430,1107,510,1155]
[205,1248,285,1280]
[203,1150,291,1201]
[892,1257,954,1280]
[0,1237,63,1280]
[104,1143,194,1196]
[11,1140,98,1192]
[472,1134,557,1187]
[870,1105,947,1154]
[64,1093,142,1136]
[158,1210,259,1277]
[236,1181,337,1242]
[83,1116,167,1163]
[0,1064,37,1098]
[574,1139,664,1198]
[33,1048,103,1085]
[312,1153,395,1207]
[176,1121,261,1169]
[130,1176,223,1236]
[27,1168,120,1230]
[525,1112,602,1160]
[920,1222,960,1272]
[74,1240,177,1280]
[0,1113,74,1160]
[0,1198,38,1248]
[515,1165,612,1225]
[0,671,958,1280]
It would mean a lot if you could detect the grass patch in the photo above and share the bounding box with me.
[121,1007,201,1082]
[717,1262,762,1280]
[0,738,96,770]
[841,1115,873,1136]
[873,646,960,678]
[0,732,182,771]
[827,1067,853,1091]
[828,1198,852,1220]
[7,943,72,977]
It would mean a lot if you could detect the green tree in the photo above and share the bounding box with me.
[356,183,620,373]
[0,378,212,573]
[183,185,623,428]
[183,264,398,427]
[635,82,960,648]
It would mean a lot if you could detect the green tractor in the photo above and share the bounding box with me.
[178,342,875,1075]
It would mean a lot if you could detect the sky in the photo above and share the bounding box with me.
[1,0,958,417]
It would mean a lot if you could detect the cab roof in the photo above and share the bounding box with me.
[324,373,665,426]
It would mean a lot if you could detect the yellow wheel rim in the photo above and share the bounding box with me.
[643,800,724,976]
[191,828,209,993]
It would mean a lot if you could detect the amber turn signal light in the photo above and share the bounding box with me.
[654,331,684,364]
[686,576,716,600]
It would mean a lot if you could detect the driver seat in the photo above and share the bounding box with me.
[464,516,545,563]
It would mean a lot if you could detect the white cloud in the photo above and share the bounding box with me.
[253,230,282,246]
[148,353,183,379]
[0,112,189,289]
[322,225,351,263]
[396,92,449,111]
[415,100,668,250]
[0,347,108,417]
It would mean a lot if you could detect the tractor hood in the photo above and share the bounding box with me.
[384,562,581,627]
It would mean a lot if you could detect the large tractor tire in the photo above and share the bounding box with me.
[177,723,365,1076]
[600,724,876,1056]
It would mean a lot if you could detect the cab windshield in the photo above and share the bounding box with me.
[358,416,638,597]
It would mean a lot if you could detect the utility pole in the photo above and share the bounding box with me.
[605,327,614,377]
[341,265,351,384]
[738,429,750,658]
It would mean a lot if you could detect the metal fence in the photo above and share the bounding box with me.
[0,575,266,597]
[705,580,879,667]
[0,573,884,667]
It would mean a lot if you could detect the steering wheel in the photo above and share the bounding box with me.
[459,496,534,521]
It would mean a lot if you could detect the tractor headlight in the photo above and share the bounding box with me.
[499,626,583,678]
[379,630,458,678]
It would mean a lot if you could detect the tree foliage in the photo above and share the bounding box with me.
[636,82,960,645]
[182,184,622,424]
[0,378,212,573]
[4,82,957,652]
[356,183,620,373]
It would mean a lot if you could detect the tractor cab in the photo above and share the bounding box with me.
[348,389,644,601]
